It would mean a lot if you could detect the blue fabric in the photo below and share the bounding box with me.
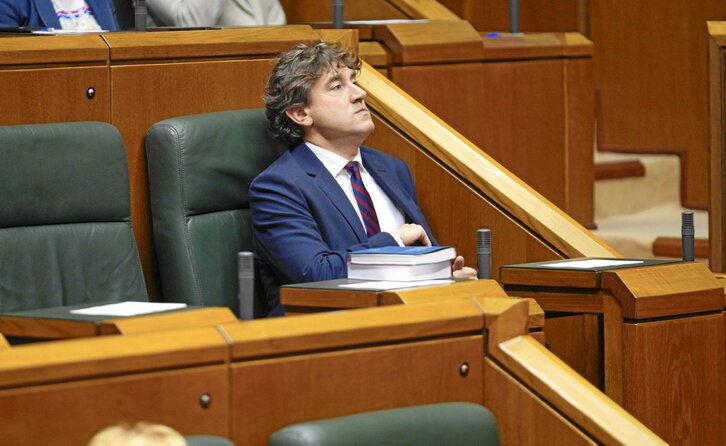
[250,143,435,308]
[0,0,119,30]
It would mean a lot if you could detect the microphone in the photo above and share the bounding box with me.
[477,229,491,279]
[332,0,344,29]
[237,251,255,319]
[509,0,520,34]
[681,211,694,262]
[135,0,147,32]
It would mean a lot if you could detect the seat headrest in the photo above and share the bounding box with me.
[0,122,130,228]
[145,108,286,216]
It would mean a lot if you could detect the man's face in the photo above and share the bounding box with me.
[296,64,375,150]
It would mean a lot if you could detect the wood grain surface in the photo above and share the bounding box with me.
[359,62,616,259]
[709,22,726,272]
[622,314,725,445]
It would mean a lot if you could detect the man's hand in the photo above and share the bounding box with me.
[452,255,477,279]
[395,223,431,246]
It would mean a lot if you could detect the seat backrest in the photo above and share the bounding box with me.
[268,402,500,446]
[0,122,147,313]
[145,109,285,315]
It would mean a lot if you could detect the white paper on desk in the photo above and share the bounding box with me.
[541,259,643,269]
[339,280,454,290]
[70,301,187,317]
[32,29,109,34]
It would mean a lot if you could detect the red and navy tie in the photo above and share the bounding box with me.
[345,161,381,237]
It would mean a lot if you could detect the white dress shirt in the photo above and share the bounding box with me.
[306,142,406,246]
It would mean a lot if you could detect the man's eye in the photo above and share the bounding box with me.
[331,84,341,91]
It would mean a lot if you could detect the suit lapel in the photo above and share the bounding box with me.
[363,153,424,225]
[291,143,367,242]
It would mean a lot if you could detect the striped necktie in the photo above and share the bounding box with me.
[345,161,381,237]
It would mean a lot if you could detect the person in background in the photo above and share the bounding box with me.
[144,0,285,28]
[250,42,476,314]
[88,422,185,446]
[0,0,120,30]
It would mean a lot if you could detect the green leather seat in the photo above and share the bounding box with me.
[268,402,500,446]
[145,109,285,316]
[0,122,147,313]
[185,435,236,446]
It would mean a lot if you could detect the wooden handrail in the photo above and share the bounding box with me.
[358,62,618,258]
[387,0,460,20]
[495,335,666,445]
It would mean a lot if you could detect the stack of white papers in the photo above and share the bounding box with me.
[70,301,187,317]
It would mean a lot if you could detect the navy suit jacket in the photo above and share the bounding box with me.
[0,0,120,30]
[250,142,436,309]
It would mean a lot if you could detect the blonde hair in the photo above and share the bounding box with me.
[88,422,186,446]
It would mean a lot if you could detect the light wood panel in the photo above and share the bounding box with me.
[0,326,227,388]
[600,262,723,319]
[99,307,238,335]
[222,299,483,359]
[709,22,726,272]
[387,0,460,20]
[623,315,725,445]
[376,20,483,64]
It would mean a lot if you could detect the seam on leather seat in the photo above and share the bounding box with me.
[163,123,205,305]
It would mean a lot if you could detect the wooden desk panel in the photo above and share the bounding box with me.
[623,314,724,445]
[0,66,110,125]
[231,336,483,445]
[0,365,229,445]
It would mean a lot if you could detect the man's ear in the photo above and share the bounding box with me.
[285,105,312,127]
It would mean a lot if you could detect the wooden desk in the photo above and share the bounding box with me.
[500,258,725,445]
[281,278,544,341]
[0,304,237,339]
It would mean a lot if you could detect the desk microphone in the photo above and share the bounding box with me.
[238,251,254,320]
[681,211,694,262]
[477,229,491,279]
[332,0,344,29]
[135,0,147,32]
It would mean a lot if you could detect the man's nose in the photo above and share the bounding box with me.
[351,83,366,101]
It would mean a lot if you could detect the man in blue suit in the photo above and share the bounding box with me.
[250,42,475,313]
[0,0,119,30]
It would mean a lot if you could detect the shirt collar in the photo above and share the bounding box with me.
[305,141,364,177]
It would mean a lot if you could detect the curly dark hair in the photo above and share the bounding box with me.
[264,41,361,148]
